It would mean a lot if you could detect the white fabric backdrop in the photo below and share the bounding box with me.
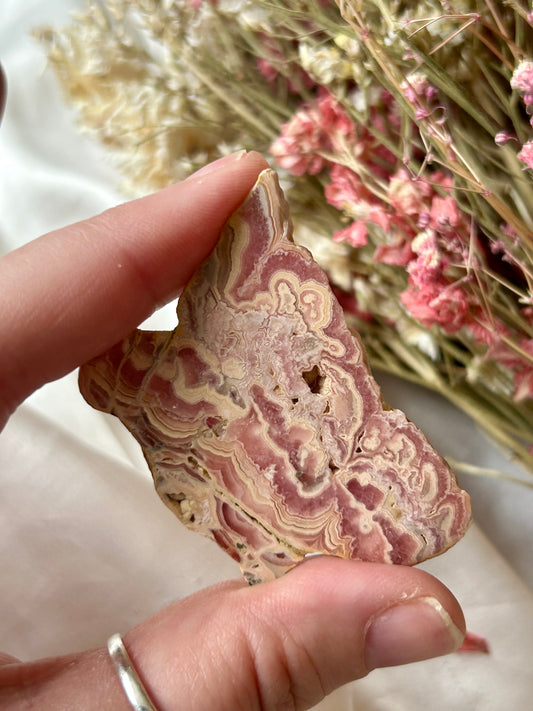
[1,2,533,709]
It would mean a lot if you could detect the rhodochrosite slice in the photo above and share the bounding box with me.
[79,169,471,584]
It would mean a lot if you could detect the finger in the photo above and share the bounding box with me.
[124,557,466,711]
[0,652,19,666]
[0,151,268,425]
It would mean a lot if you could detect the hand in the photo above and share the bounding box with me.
[0,151,465,710]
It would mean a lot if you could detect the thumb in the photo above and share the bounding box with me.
[124,557,465,711]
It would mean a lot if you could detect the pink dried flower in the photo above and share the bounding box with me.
[417,212,431,229]
[489,233,525,272]
[257,57,279,85]
[270,108,325,176]
[517,140,533,169]
[482,336,533,401]
[407,229,444,288]
[510,60,533,95]
[257,39,315,93]
[323,90,396,175]
[400,283,470,333]
[516,337,533,359]
[325,164,392,241]
[377,168,468,271]
[271,89,399,187]
[430,195,461,232]
[500,222,520,245]
[430,171,455,190]
[270,91,357,177]
[522,306,533,324]
[510,339,533,402]
[373,241,414,267]
[489,239,507,255]
[415,107,431,120]
[326,165,395,248]
[401,74,437,105]
[316,91,355,147]
[325,164,370,210]
[468,317,509,349]
[494,131,516,146]
[367,207,391,233]
[401,73,444,126]
[333,221,368,247]
[387,169,434,216]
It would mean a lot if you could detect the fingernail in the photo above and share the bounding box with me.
[187,151,248,179]
[365,596,465,670]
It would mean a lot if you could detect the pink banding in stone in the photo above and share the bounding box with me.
[79,169,471,584]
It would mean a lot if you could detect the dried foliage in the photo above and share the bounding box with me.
[39,0,533,481]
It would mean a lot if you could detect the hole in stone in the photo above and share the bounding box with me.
[229,386,245,407]
[302,365,325,394]
[328,460,339,474]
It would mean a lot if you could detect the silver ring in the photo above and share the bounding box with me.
[107,633,159,711]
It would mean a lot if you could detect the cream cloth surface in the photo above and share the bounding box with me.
[1,2,533,709]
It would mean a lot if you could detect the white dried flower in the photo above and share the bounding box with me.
[239,6,273,32]
[333,33,361,59]
[298,42,354,85]
[398,322,441,361]
[349,85,383,113]
[294,223,353,292]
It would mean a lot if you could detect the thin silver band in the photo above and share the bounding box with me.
[107,633,159,711]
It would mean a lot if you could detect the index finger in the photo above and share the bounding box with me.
[0,151,269,427]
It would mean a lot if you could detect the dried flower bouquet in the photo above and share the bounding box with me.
[39,0,533,482]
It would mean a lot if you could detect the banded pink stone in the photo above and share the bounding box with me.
[79,168,471,584]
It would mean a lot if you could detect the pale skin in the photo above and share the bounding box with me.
[0,70,466,709]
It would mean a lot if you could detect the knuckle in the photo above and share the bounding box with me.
[243,610,326,711]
